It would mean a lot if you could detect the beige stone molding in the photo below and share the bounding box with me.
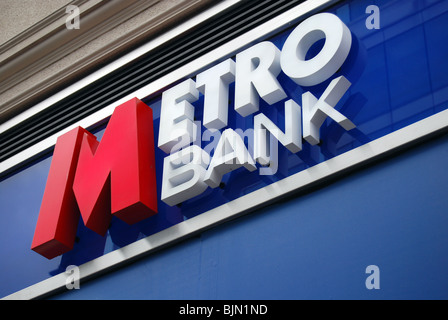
[0,0,214,123]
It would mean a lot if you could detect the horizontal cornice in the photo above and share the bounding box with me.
[0,0,214,122]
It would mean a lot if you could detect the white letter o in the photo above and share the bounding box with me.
[280,13,352,87]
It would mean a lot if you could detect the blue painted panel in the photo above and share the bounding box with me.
[51,133,448,300]
[1,0,448,298]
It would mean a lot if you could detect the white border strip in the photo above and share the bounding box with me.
[0,0,339,176]
[4,108,448,300]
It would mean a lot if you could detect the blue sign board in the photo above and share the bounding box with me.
[1,0,448,298]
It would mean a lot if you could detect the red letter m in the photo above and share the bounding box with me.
[31,98,158,259]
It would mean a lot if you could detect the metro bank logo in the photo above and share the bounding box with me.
[32,13,360,259]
